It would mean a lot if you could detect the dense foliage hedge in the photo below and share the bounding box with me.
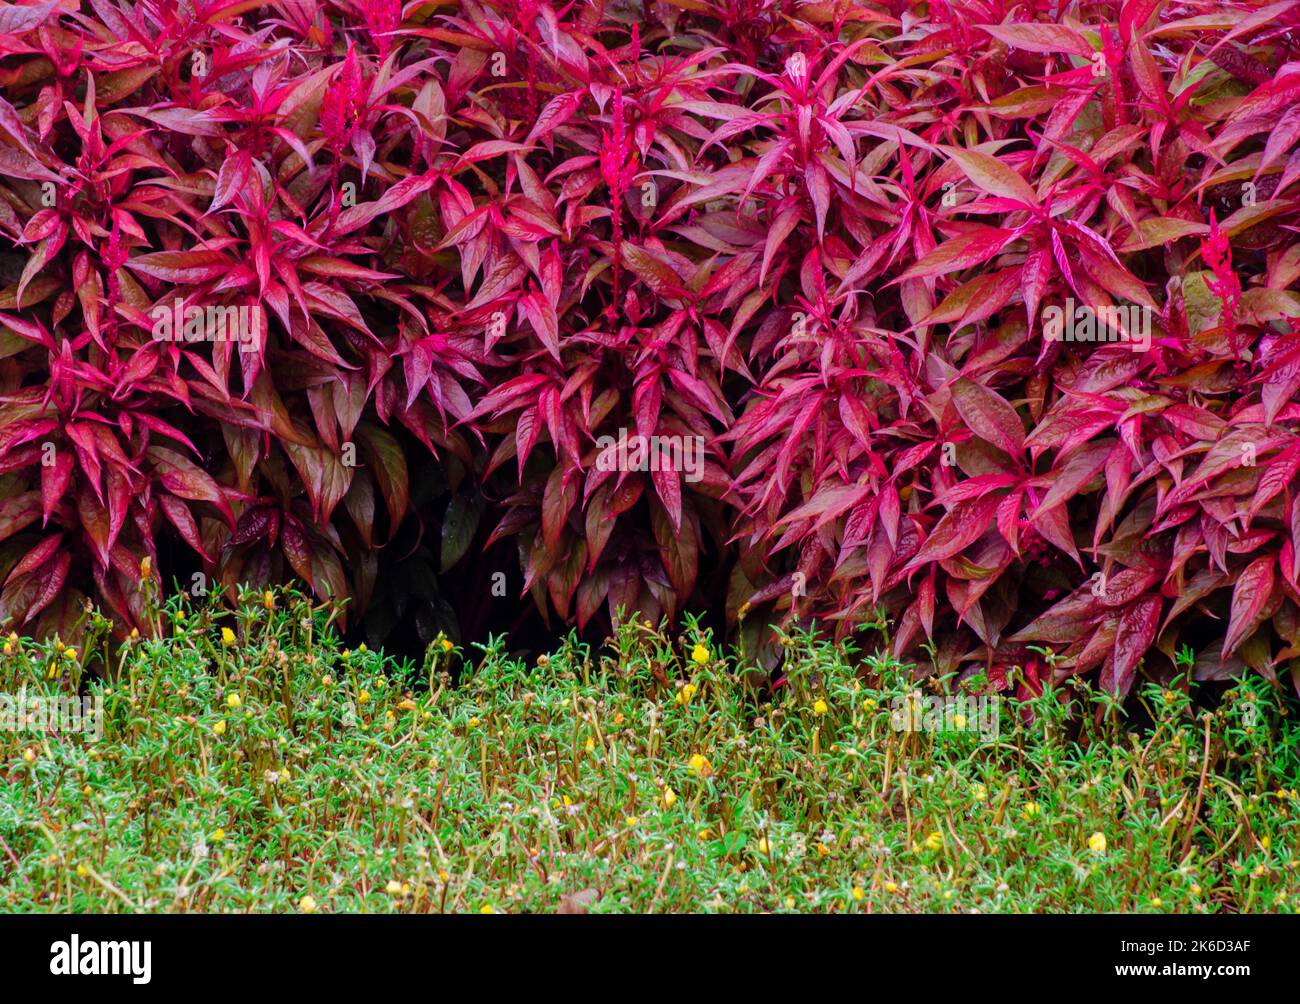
[3,0,1300,697]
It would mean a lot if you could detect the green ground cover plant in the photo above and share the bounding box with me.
[1,587,1297,913]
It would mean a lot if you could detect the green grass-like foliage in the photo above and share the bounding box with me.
[1,588,1298,914]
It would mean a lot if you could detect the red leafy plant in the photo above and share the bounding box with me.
[718,0,1300,700]
[2,0,1300,703]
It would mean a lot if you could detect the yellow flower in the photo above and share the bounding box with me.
[76,863,89,877]
[299,895,318,913]
[385,880,403,894]
[2,642,11,656]
[953,713,967,729]
[812,698,828,716]
[480,904,496,914]
[64,647,78,662]
[688,753,712,778]
[263,591,275,610]
[440,638,454,652]
[690,643,710,665]
[885,881,899,894]
[585,737,595,752]
[221,627,236,647]
[226,693,242,709]
[1023,801,1040,819]
[676,682,698,705]
[399,698,417,711]
[83,785,93,796]
[757,837,770,854]
[863,698,877,711]
[358,690,370,704]
[21,747,36,764]
[972,783,988,802]
[211,828,226,842]
[1261,835,1272,850]
[140,555,152,578]
[1087,832,1107,854]
[212,720,227,736]
[1150,896,1162,908]
[625,815,639,827]
[468,716,480,727]
[358,643,368,654]
[1191,884,1202,896]
[663,786,677,808]
[924,830,943,852]
[784,896,795,909]
[852,886,864,901]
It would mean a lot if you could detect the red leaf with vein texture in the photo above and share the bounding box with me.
[906,495,1003,569]
[951,377,1025,456]
[1223,556,1275,658]
[1106,595,1162,695]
